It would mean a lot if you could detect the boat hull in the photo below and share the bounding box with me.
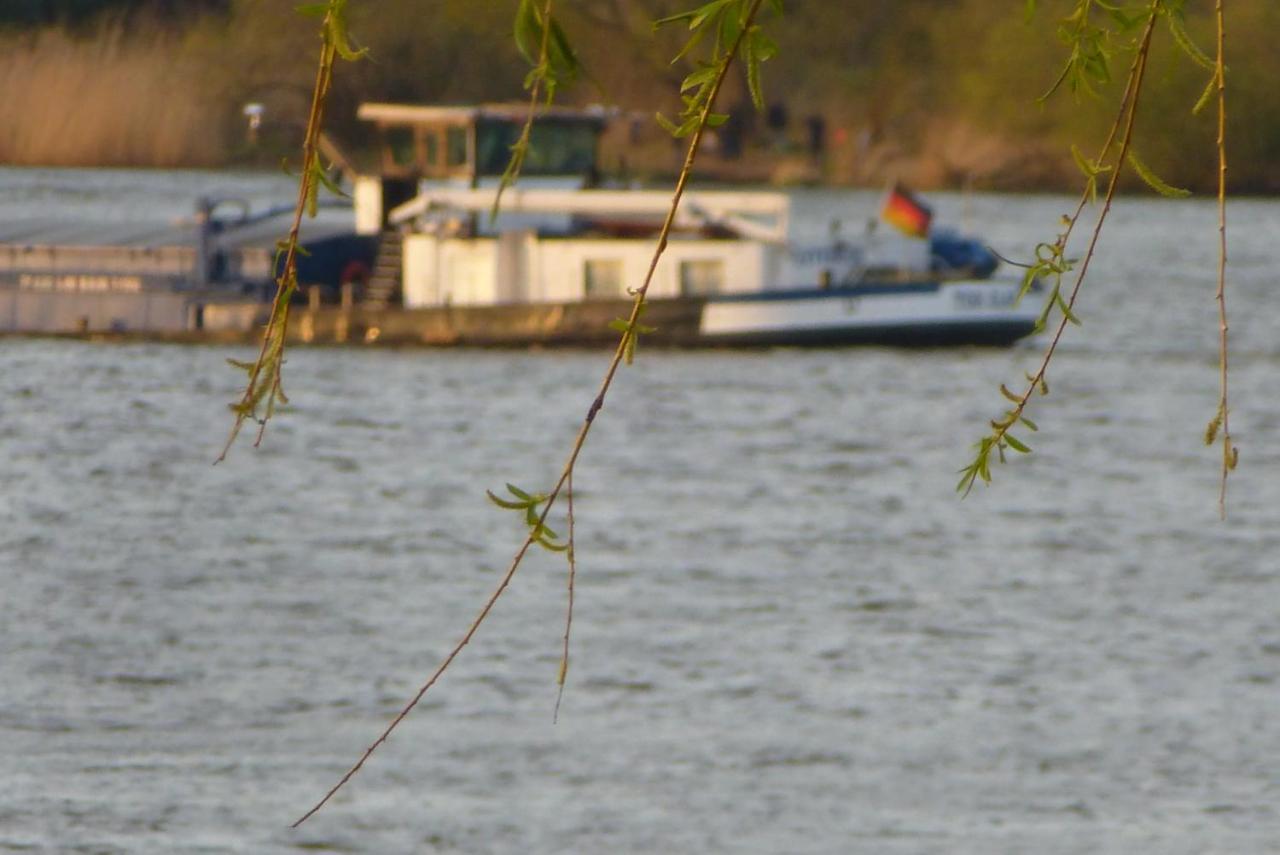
[192,278,1040,349]
[0,279,1039,348]
[697,279,1040,347]
[694,318,1037,348]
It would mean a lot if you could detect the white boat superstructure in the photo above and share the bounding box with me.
[375,184,964,291]
[342,100,1042,347]
[378,187,784,308]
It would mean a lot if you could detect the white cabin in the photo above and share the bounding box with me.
[402,232,777,307]
[350,101,942,310]
[391,188,787,307]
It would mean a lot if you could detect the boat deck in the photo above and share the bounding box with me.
[0,211,354,252]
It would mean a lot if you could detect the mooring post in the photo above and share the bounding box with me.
[194,197,214,289]
[300,285,321,343]
[336,281,353,343]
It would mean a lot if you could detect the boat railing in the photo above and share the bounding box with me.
[192,196,352,233]
[0,243,195,276]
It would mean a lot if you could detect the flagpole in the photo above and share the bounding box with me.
[878,174,895,223]
[874,173,897,235]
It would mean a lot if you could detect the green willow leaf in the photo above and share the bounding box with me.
[486,490,530,510]
[324,0,367,61]
[719,6,742,49]
[681,65,718,92]
[1005,435,1032,454]
[547,17,579,78]
[1192,70,1219,116]
[312,159,346,198]
[1054,289,1082,325]
[514,0,541,64]
[488,479,570,550]
[653,10,697,27]
[1205,414,1222,445]
[305,163,320,217]
[744,26,778,110]
[689,0,735,32]
[537,536,570,553]
[505,483,536,502]
[1126,151,1192,198]
[1164,11,1214,70]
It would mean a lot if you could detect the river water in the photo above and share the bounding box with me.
[2,169,1279,853]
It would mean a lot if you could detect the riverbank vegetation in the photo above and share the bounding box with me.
[1,0,1276,192]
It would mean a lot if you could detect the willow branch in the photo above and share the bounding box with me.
[218,27,338,462]
[960,3,1160,494]
[1212,0,1235,517]
[494,0,558,214]
[291,0,768,826]
[553,469,577,723]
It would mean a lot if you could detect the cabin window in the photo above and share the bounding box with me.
[583,259,624,299]
[424,131,439,167]
[679,259,725,296]
[527,122,598,175]
[386,126,416,169]
[475,121,515,176]
[475,119,600,176]
[446,126,469,168]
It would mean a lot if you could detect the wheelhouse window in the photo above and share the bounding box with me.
[385,126,416,170]
[446,126,469,168]
[679,259,724,296]
[583,259,624,299]
[424,131,439,168]
[475,119,600,177]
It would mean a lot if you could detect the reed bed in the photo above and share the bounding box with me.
[0,26,224,167]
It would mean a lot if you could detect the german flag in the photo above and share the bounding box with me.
[881,183,933,238]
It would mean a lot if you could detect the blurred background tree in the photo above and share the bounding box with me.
[0,0,229,28]
[0,0,1274,191]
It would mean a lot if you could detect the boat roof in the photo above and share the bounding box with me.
[390,188,791,244]
[357,102,611,126]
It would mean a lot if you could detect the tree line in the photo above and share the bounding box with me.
[1,0,1276,192]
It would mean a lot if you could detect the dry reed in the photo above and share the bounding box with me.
[0,25,224,167]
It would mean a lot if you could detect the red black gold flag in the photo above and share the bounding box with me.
[881,183,933,237]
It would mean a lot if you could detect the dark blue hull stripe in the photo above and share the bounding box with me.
[701,319,1037,348]
[708,283,944,302]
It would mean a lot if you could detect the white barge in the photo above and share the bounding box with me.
[346,102,1041,348]
[0,101,1041,347]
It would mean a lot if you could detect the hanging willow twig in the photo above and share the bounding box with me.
[292,0,777,827]
[958,1,1163,495]
[217,0,364,462]
[1206,0,1237,517]
[492,0,579,218]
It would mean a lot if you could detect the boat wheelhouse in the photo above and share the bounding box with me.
[352,102,609,234]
